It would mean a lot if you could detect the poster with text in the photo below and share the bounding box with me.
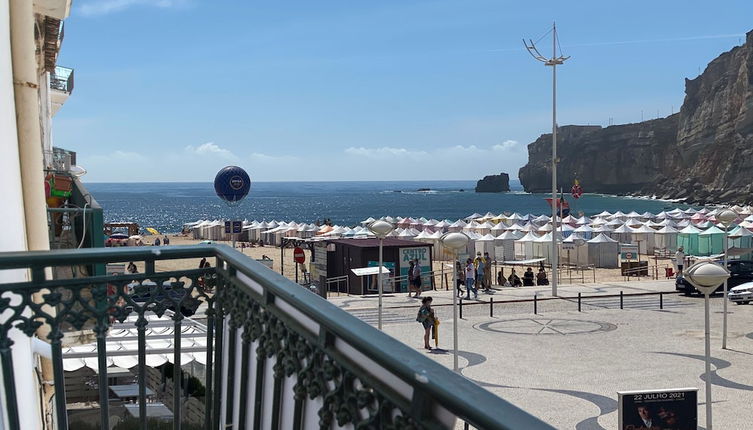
[618,388,697,430]
[399,246,432,291]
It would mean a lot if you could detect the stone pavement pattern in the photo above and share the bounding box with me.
[330,281,753,429]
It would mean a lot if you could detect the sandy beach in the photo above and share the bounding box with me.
[125,234,676,291]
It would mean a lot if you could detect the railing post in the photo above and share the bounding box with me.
[660,292,663,310]
[578,292,581,312]
[534,294,538,315]
[459,298,463,319]
[620,291,624,309]
[490,297,493,317]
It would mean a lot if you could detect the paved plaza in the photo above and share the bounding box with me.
[329,281,753,429]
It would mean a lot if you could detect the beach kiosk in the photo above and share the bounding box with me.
[323,238,433,295]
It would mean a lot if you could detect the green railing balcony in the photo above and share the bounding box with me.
[0,245,552,430]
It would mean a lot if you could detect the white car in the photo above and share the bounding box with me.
[728,282,753,305]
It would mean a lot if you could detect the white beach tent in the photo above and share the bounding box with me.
[475,221,494,235]
[573,224,594,240]
[448,219,467,232]
[655,225,680,253]
[560,223,576,238]
[631,224,657,254]
[494,230,523,261]
[561,233,589,267]
[490,222,507,236]
[587,233,620,268]
[532,232,555,264]
[475,233,497,256]
[610,224,633,244]
[514,232,538,260]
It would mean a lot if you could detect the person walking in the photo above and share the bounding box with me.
[416,296,435,350]
[412,259,423,297]
[474,252,486,293]
[407,260,417,297]
[163,236,170,245]
[675,246,685,276]
[465,258,478,300]
[455,261,465,297]
[154,237,161,246]
[483,252,493,291]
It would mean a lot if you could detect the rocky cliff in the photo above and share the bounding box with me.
[519,30,753,205]
[475,173,510,192]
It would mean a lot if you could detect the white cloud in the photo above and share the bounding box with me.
[184,142,238,161]
[84,150,146,163]
[78,0,189,17]
[492,140,519,151]
[344,146,428,159]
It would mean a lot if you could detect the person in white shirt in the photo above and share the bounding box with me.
[464,259,478,300]
[675,246,685,275]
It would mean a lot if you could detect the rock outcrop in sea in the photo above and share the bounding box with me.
[475,173,510,193]
[519,30,753,205]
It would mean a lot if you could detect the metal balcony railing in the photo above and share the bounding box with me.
[50,66,74,93]
[0,245,553,430]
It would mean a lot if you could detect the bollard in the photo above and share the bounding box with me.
[534,294,538,315]
[578,292,581,312]
[660,292,663,310]
[490,297,494,317]
[460,299,463,319]
[620,291,624,309]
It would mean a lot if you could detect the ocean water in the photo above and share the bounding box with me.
[85,181,691,233]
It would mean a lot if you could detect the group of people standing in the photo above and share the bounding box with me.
[455,252,493,300]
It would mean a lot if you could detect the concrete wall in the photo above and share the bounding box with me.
[0,2,43,429]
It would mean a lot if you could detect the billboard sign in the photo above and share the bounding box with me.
[399,246,431,291]
[618,388,697,430]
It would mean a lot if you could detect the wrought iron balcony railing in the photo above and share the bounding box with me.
[0,245,552,430]
[50,66,74,93]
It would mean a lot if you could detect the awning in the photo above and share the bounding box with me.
[351,266,390,276]
[501,258,546,265]
[62,313,206,372]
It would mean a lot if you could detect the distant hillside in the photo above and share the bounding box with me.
[519,30,753,205]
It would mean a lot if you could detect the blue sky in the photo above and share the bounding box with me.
[56,0,752,182]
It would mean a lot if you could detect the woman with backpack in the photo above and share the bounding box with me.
[416,296,435,350]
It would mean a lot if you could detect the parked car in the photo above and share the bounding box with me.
[728,281,753,305]
[676,260,753,296]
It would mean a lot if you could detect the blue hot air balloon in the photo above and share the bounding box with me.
[214,166,251,205]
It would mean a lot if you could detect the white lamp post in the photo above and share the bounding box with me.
[524,22,570,297]
[717,208,737,349]
[440,232,470,372]
[684,261,730,430]
[368,220,395,330]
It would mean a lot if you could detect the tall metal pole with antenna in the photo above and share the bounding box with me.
[524,22,569,296]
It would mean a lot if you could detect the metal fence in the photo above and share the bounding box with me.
[0,245,552,430]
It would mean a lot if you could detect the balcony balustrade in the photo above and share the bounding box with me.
[0,245,552,429]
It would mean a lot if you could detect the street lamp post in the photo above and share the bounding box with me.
[684,261,730,430]
[524,22,570,297]
[717,209,737,349]
[440,232,470,372]
[368,220,395,330]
